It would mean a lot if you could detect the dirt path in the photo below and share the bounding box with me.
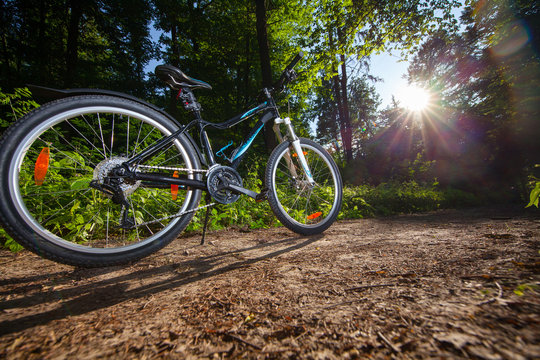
[1,206,539,359]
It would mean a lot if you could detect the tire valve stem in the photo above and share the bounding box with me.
[34,147,50,186]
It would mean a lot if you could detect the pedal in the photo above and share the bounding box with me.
[255,188,268,202]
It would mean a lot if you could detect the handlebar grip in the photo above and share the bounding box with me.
[271,51,304,91]
[287,51,304,70]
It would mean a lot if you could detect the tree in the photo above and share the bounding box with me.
[307,0,461,163]
[408,0,540,191]
[0,0,155,96]
[254,0,277,152]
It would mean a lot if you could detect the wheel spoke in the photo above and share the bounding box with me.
[110,113,115,158]
[7,97,201,267]
[126,115,130,156]
[96,113,108,159]
[79,114,112,155]
[269,140,341,231]
[64,120,108,160]
[39,134,98,168]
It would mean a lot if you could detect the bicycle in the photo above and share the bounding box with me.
[0,52,343,267]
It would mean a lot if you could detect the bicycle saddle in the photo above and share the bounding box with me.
[155,64,212,90]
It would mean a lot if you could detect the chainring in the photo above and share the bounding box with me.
[206,165,243,204]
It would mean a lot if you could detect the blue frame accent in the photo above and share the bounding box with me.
[216,140,234,159]
[232,124,264,161]
[240,102,267,119]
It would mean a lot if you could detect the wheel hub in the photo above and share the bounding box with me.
[292,178,314,194]
[93,157,141,197]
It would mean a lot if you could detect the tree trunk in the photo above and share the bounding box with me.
[170,22,179,67]
[338,28,353,162]
[168,22,180,117]
[340,53,353,161]
[243,1,251,106]
[1,29,10,88]
[328,29,350,163]
[65,0,82,87]
[37,0,47,84]
[254,0,277,153]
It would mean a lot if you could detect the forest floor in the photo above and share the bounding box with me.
[1,206,539,359]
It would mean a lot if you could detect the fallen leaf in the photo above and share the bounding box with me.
[434,332,480,349]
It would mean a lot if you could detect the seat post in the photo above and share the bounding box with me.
[177,87,202,113]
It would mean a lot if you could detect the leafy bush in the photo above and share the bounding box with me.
[0,87,39,136]
[0,88,39,251]
[526,165,540,208]
[339,181,482,219]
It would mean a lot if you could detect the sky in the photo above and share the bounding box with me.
[369,5,466,110]
[369,51,410,109]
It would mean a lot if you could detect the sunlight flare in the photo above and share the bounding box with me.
[396,84,431,112]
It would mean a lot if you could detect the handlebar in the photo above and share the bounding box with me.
[272,51,304,92]
[286,51,304,71]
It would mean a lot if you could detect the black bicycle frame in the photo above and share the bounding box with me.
[123,93,279,192]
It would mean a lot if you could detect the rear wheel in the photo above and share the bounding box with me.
[0,95,201,267]
[266,138,342,235]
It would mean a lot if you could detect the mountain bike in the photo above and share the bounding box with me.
[0,52,342,267]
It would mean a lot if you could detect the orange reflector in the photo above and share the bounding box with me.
[171,171,179,200]
[307,211,322,220]
[34,147,50,186]
[292,151,308,157]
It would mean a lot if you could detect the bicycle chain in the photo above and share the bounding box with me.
[135,164,209,174]
[134,202,215,228]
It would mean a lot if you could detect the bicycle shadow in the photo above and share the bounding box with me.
[0,233,323,336]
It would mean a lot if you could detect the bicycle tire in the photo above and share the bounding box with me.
[265,137,342,235]
[0,95,202,267]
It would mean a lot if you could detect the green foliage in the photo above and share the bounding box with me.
[514,283,539,296]
[526,165,540,208]
[0,228,23,252]
[527,183,540,208]
[0,87,39,135]
[0,87,39,250]
[340,181,482,219]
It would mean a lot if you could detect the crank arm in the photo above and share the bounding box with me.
[224,184,259,200]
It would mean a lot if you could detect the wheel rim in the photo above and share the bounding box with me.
[8,105,195,253]
[272,142,339,228]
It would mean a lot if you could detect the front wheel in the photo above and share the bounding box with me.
[266,138,342,235]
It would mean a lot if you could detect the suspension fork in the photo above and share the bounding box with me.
[273,117,314,184]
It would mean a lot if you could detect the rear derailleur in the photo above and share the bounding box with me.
[89,168,136,230]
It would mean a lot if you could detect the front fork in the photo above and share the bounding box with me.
[273,117,315,184]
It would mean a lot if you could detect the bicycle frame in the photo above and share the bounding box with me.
[120,86,314,197]
[113,52,314,198]
[119,91,276,193]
